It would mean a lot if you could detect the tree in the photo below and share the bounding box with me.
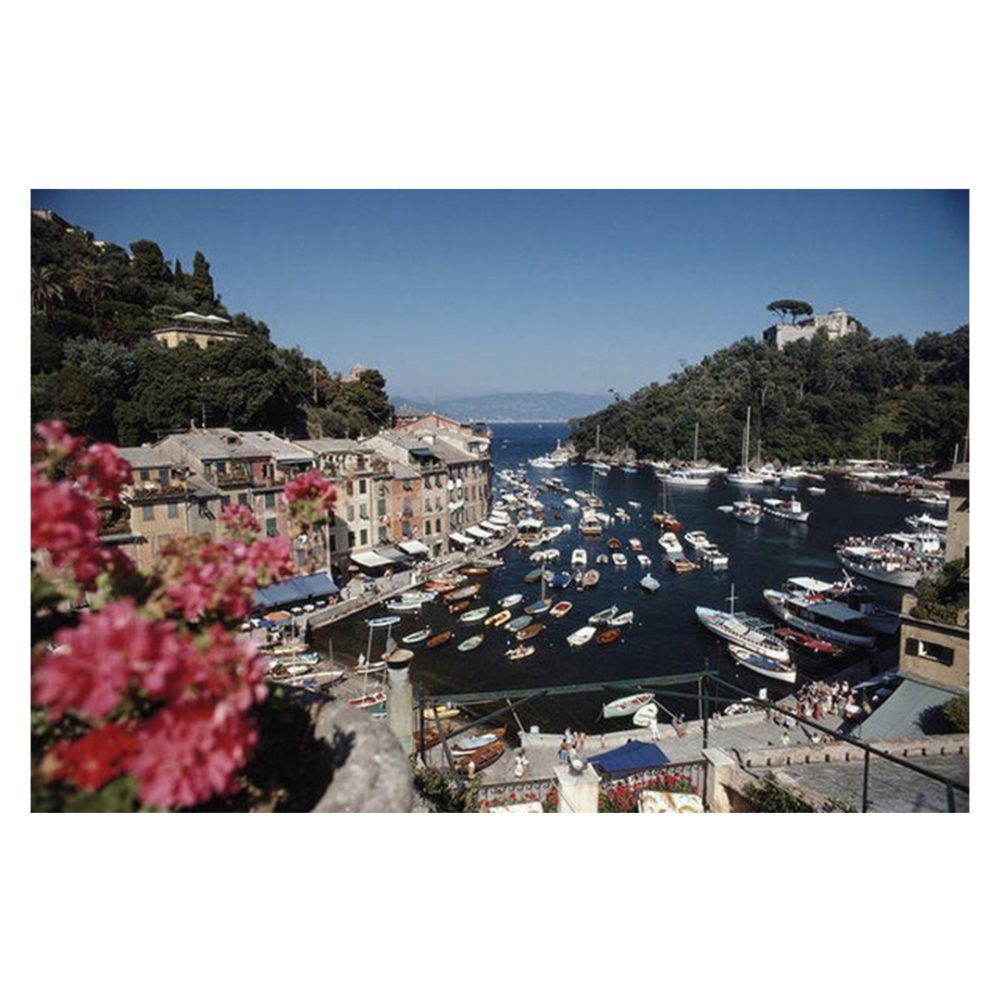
[68,262,114,331]
[766,299,814,326]
[188,250,217,309]
[129,240,173,287]
[31,265,64,315]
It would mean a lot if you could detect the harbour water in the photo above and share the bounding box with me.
[316,422,917,732]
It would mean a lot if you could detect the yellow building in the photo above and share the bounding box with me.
[151,312,246,349]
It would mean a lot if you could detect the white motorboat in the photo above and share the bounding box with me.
[499,593,524,609]
[806,487,826,495]
[727,644,796,684]
[612,552,628,568]
[567,626,597,647]
[762,589,876,648]
[658,531,683,556]
[459,605,491,623]
[763,497,810,522]
[563,497,580,510]
[639,574,661,593]
[637,554,652,568]
[664,469,711,486]
[699,544,729,570]
[608,610,634,626]
[695,605,790,662]
[684,530,709,549]
[588,605,619,625]
[729,499,763,525]
[402,628,431,644]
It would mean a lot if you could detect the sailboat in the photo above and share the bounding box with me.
[651,475,682,533]
[664,422,711,485]
[726,406,766,486]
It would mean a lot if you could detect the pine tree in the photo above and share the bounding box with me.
[189,250,216,309]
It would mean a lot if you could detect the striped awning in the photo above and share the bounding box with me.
[466,525,491,540]
[449,532,474,546]
[397,539,429,555]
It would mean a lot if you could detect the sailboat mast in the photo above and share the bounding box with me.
[693,421,699,463]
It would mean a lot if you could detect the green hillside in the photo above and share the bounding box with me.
[568,325,969,467]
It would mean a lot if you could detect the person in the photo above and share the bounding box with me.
[780,731,791,747]
[676,714,687,738]
[599,733,607,749]
[564,726,573,745]
[558,739,570,764]
[514,754,525,779]
[649,716,661,741]
[466,759,476,779]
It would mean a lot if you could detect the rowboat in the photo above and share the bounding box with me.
[426,631,453,649]
[602,692,654,718]
[402,628,431,644]
[775,628,843,656]
[567,626,597,647]
[505,614,533,632]
[651,512,681,533]
[423,704,460,720]
[639,574,660,593]
[608,610,634,626]
[448,600,471,614]
[669,557,699,573]
[516,622,544,641]
[505,644,536,661]
[451,727,506,753]
[628,538,643,552]
[269,651,321,667]
[637,554,652,569]
[353,659,386,675]
[695,606,790,662]
[269,642,309,656]
[484,609,512,628]
[458,742,505,774]
[384,600,426,613]
[632,703,658,727]
[349,691,387,711]
[463,567,490,576]
[385,648,414,665]
[658,532,683,555]
[457,634,485,652]
[589,605,619,625]
[596,628,622,645]
[596,554,609,565]
[425,576,466,592]
[727,643,796,684]
[364,615,401,628]
[524,597,552,615]
[499,593,523,609]
[611,553,628,568]
[445,584,481,602]
[550,601,573,618]
[524,567,545,583]
[414,721,454,751]
[459,605,491,623]
[551,571,573,589]
[581,570,600,589]
[264,610,293,623]
[607,537,623,551]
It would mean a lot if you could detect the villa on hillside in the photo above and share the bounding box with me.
[763,306,859,349]
[151,312,247,349]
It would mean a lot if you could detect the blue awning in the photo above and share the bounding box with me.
[254,572,339,610]
[586,740,669,776]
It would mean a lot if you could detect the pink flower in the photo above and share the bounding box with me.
[48,722,138,791]
[75,442,131,502]
[283,470,337,527]
[220,504,261,543]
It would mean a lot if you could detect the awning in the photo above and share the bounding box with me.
[397,539,429,556]
[449,532,474,546]
[374,545,410,564]
[853,678,958,741]
[254,572,339,610]
[479,521,503,534]
[466,525,491,540]
[587,740,670,776]
[350,549,394,568]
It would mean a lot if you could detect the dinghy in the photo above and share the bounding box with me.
[727,643,796,684]
[452,728,506,753]
[484,609,512,628]
[505,614,533,633]
[365,615,401,628]
[524,597,552,615]
[581,570,600,589]
[550,601,573,618]
[426,631,453,649]
[499,593,523,609]
[516,622,544,641]
[567,626,597,647]
[632,703,658,727]
[402,628,431,644]
[639,574,661,593]
[457,634,485,652]
[602,692,654,718]
[596,627,622,645]
[459,605,491,623]
[608,610,634,626]
[588,605,619,626]
[505,644,536,661]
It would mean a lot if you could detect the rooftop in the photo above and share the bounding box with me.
[158,428,270,461]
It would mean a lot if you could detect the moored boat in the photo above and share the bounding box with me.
[658,532,683,556]
[459,605,491,623]
[505,614,533,633]
[612,552,628,568]
[567,626,597,647]
[762,589,876,648]
[639,574,660,593]
[596,627,622,645]
[516,622,545,641]
[458,742,505,774]
[448,600,471,614]
[775,628,843,656]
[499,593,524,609]
[588,605,619,625]
[484,609,512,628]
[581,569,600,589]
[426,631,453,649]
[669,557,698,573]
[571,548,587,567]
[349,690,387,711]
[457,634,485,652]
[550,600,573,618]
[505,644,536,661]
[402,628,431,644]
[602,691,654,719]
[695,606,790,662]
[763,497,810,522]
[727,644,796,684]
[525,597,552,615]
[608,610,634,626]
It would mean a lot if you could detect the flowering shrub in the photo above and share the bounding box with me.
[283,469,337,529]
[29,422,312,812]
[598,771,697,813]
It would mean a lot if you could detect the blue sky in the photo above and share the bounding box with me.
[31,190,969,399]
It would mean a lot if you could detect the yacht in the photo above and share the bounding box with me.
[657,531,683,556]
[663,468,711,486]
[726,407,766,486]
[763,496,810,523]
[718,499,763,525]
[762,589,876,648]
[571,548,588,567]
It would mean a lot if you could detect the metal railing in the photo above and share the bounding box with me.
[598,760,706,812]
[476,776,558,812]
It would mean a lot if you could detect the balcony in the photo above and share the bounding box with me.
[124,481,188,502]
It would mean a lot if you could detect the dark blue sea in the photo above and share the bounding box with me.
[318,422,914,732]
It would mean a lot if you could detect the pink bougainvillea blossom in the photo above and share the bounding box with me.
[283,469,337,527]
[219,504,261,543]
[48,722,138,791]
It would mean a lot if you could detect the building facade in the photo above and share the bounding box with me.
[150,312,247,349]
[763,307,859,349]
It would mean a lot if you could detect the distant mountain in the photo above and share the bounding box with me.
[392,391,608,423]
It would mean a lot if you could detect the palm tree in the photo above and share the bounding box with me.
[68,263,114,330]
[31,265,64,315]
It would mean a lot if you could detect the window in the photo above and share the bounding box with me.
[140,469,149,482]
[347,480,354,497]
[220,496,231,508]
[348,530,356,548]
[266,518,278,537]
[296,549,307,567]
[377,498,386,517]
[359,479,367,495]
[425,520,432,536]
[435,517,441,533]
[265,493,276,510]
[238,493,248,508]
[159,468,170,486]
[359,529,368,546]
[142,505,154,522]
[378,526,388,542]
[167,503,178,520]
[359,503,368,520]
[905,637,955,666]
[424,498,432,512]
[348,504,355,521]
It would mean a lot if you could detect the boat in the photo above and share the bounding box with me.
[414,721,455,751]
[729,499,763,525]
[524,598,552,615]
[579,512,603,536]
[485,608,512,628]
[402,628,431,644]
[596,628,622,645]
[444,584,481,603]
[905,512,948,534]
[457,742,505,774]
[806,487,826,496]
[588,605,619,625]
[352,659,386,675]
[651,511,682,532]
[612,553,628,568]
[269,641,309,656]
[658,532,683,556]
[365,615,401,628]
[669,557,699,573]
[516,622,545,641]
[781,575,900,635]
[384,599,427,613]
[426,631,453,649]
[727,644,796,685]
[581,570,600,589]
[663,469,711,486]
[505,614,533,633]
[451,727,507,753]
[596,554,609,566]
[763,497,810,522]
[269,651,321,668]
[550,601,573,618]
[632,703,658,726]
[463,566,490,577]
[637,553,652,569]
[602,692,654,719]
[695,605,790,662]
[448,600,471,614]
[423,704,460,720]
[499,593,524,609]
[505,644,536,661]
[385,648,414,664]
[566,626,597,647]
[639,574,660,593]
[762,589,876,648]
[698,544,729,570]
[726,407,766,485]
[834,541,937,589]
[628,538,643,552]
[349,691,387,711]
[459,605,491,623]
[607,537,623,551]
[457,634,485,652]
[524,567,545,583]
[774,628,843,656]
[425,576,466,592]
[551,570,573,589]
[263,610,293,623]
[608,610,634,626]
[571,548,587,567]
[684,530,709,549]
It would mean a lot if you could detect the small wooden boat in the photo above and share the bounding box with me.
[567,626,597,647]
[516,622,545,641]
[607,537,623,551]
[364,615,401,628]
[457,634,485,652]
[499,593,524,609]
[652,512,682,533]
[463,566,490,576]
[385,648,414,664]
[414,721,454,751]
[581,570,600,589]
[639,574,661,593]
[459,605,491,623]
[596,627,622,645]
[524,597,552,615]
[445,584,481,603]
[423,704,460,720]
[484,609,512,628]
[669,557,699,573]
[402,628,431,644]
[505,614,533,632]
[426,631,454,649]
[632,703,658,727]
[727,643,796,684]
[505,644,536,661]
[457,742,505,774]
[550,600,573,618]
[775,628,843,656]
[589,605,619,625]
[608,610,634,626]
[349,691,387,711]
[425,576,466,592]
[264,610,293,623]
[602,692,654,718]
[451,727,506,753]
[448,600,472,614]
